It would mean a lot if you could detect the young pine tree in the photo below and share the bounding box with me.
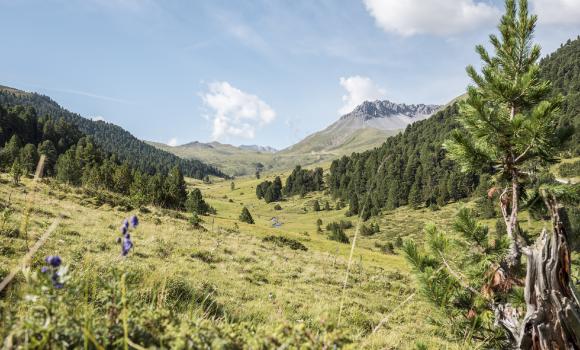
[434,0,580,347]
[239,207,254,224]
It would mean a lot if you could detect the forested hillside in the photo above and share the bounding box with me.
[328,37,580,217]
[540,36,580,155]
[0,86,225,179]
[0,103,206,210]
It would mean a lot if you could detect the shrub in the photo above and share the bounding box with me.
[262,235,308,251]
[274,204,282,210]
[327,223,349,243]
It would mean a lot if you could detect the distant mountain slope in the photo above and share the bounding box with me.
[282,100,439,154]
[151,100,438,175]
[0,86,225,179]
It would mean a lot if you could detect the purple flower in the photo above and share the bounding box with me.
[45,255,62,267]
[41,266,48,273]
[129,215,139,228]
[120,225,128,235]
[122,234,133,256]
[122,219,129,229]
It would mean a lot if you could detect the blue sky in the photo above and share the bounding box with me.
[1,0,579,149]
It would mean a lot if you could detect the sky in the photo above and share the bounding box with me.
[1,0,579,149]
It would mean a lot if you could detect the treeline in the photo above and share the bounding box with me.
[0,88,226,179]
[256,166,324,202]
[0,104,195,210]
[540,36,580,156]
[328,104,479,219]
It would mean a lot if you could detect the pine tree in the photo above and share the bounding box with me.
[38,140,57,175]
[19,143,38,174]
[408,182,422,209]
[56,148,81,186]
[113,163,133,195]
[1,135,21,169]
[433,0,580,346]
[239,207,254,224]
[10,159,23,185]
[164,166,187,209]
[186,188,211,215]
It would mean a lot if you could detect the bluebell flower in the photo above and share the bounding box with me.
[122,219,129,229]
[45,255,62,267]
[120,225,128,235]
[41,266,48,273]
[122,234,133,256]
[129,215,139,228]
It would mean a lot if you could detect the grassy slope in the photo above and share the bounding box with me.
[149,128,398,177]
[0,170,471,349]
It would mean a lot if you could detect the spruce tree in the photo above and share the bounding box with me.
[186,188,210,215]
[164,166,187,209]
[414,0,580,346]
[239,207,254,224]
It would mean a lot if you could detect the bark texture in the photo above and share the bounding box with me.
[516,196,580,349]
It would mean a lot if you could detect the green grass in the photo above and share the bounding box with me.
[4,167,564,348]
[0,169,474,349]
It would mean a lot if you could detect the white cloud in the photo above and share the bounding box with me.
[202,81,276,140]
[363,0,500,37]
[92,116,106,122]
[167,138,179,147]
[532,0,580,25]
[338,76,386,115]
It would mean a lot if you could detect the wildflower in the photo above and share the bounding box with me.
[122,234,133,256]
[45,255,62,267]
[42,255,65,289]
[120,225,128,235]
[122,219,129,229]
[129,215,139,228]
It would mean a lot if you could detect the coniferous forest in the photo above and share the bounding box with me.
[328,36,580,218]
[0,89,226,179]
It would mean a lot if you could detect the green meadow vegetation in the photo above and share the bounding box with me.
[0,168,479,349]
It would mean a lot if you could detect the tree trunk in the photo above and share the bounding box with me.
[516,195,580,349]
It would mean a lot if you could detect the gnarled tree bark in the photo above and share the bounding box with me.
[513,194,580,349]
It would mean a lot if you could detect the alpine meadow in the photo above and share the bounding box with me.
[1,0,580,349]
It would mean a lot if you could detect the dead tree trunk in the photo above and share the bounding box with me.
[516,195,580,349]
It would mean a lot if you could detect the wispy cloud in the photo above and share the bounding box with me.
[18,83,133,104]
[51,87,133,104]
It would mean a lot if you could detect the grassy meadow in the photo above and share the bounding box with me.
[0,165,487,349]
[0,164,568,349]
